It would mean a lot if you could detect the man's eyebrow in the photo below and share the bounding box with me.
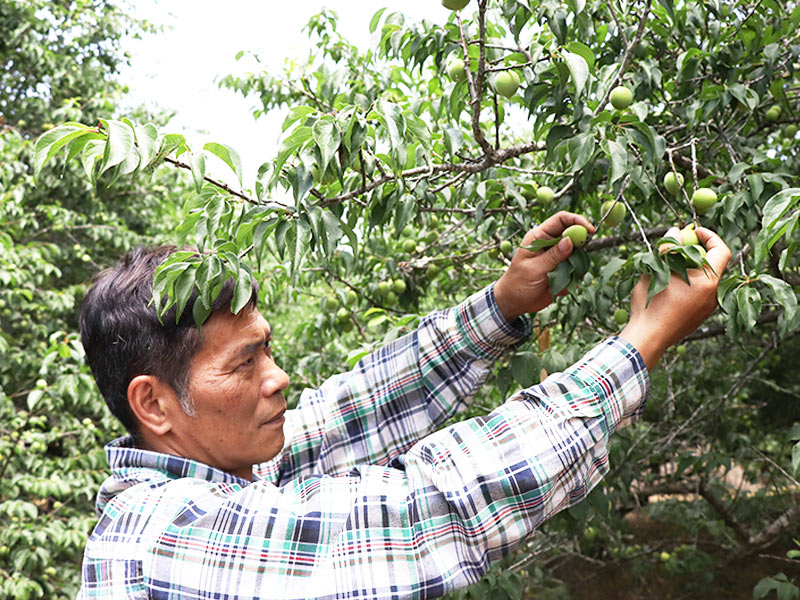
[235,330,272,358]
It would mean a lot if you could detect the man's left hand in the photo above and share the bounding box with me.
[494,211,595,322]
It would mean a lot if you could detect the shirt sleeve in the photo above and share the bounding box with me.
[255,285,532,483]
[145,337,649,600]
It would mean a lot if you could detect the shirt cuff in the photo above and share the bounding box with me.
[519,336,650,434]
[455,285,533,361]
[566,336,650,430]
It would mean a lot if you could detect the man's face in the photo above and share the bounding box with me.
[170,306,289,480]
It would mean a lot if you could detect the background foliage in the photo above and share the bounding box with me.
[4,0,800,598]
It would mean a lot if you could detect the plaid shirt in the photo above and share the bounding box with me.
[77,286,649,600]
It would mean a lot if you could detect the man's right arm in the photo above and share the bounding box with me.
[255,284,532,483]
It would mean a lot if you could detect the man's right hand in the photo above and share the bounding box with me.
[619,226,731,371]
[494,211,595,322]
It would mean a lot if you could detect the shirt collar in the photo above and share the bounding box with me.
[105,436,251,486]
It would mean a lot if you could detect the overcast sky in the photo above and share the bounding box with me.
[120,1,439,187]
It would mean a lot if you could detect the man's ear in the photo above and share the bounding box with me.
[128,375,179,437]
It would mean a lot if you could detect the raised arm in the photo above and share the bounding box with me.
[257,285,531,482]
[257,212,596,483]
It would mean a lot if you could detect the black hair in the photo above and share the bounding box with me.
[79,245,258,441]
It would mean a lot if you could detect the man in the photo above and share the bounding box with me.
[76,212,730,599]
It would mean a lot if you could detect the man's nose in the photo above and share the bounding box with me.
[261,361,290,396]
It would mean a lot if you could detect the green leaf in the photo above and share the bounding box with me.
[546,8,568,44]
[512,352,542,388]
[565,132,596,173]
[81,139,106,182]
[792,442,800,476]
[369,7,387,33]
[190,152,206,193]
[135,123,159,167]
[203,142,243,187]
[728,84,759,111]
[564,41,595,71]
[282,105,316,133]
[604,139,629,184]
[231,266,253,315]
[443,127,463,158]
[736,286,761,330]
[657,0,674,20]
[600,257,626,284]
[33,123,96,180]
[274,126,313,180]
[174,266,197,323]
[759,275,798,325]
[753,576,778,599]
[312,115,341,175]
[728,162,749,184]
[521,238,560,252]
[375,100,406,166]
[548,260,574,296]
[405,110,432,156]
[99,119,136,175]
[562,50,589,98]
[320,210,345,256]
[26,389,43,411]
[762,188,800,230]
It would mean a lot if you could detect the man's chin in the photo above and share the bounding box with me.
[252,432,285,466]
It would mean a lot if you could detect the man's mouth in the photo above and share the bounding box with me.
[262,408,286,427]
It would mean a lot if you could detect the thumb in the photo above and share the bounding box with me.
[540,236,573,272]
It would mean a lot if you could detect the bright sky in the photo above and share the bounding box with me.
[120,1,439,188]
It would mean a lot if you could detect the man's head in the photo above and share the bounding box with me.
[80,246,289,479]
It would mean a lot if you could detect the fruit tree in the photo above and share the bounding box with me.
[24,1,800,597]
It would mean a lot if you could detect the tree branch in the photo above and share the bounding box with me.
[699,479,751,545]
[457,1,496,159]
[163,156,258,204]
[594,0,652,116]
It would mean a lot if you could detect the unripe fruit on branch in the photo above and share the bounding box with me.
[447,59,466,82]
[536,186,554,204]
[765,105,782,121]
[680,224,699,246]
[562,224,588,247]
[499,240,513,255]
[691,188,717,214]
[601,200,626,226]
[442,0,469,9]
[613,308,628,325]
[663,172,684,195]
[609,85,633,110]
[391,279,407,295]
[494,70,521,98]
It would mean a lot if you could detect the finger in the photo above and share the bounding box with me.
[528,211,596,242]
[536,236,573,271]
[694,227,731,275]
